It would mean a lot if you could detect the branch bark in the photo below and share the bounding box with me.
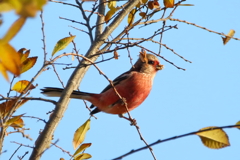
[29,0,140,159]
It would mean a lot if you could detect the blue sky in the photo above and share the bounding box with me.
[1,0,240,160]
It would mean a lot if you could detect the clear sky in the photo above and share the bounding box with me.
[1,0,240,160]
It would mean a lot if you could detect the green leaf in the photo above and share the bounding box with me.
[52,35,76,56]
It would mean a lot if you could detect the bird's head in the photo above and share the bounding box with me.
[131,51,164,74]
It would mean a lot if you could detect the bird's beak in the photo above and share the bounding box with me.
[156,64,164,70]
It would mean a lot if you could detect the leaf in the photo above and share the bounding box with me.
[5,114,24,127]
[18,48,30,63]
[136,0,148,7]
[163,0,174,8]
[73,143,92,157]
[127,9,137,26]
[20,57,37,74]
[113,50,118,59]
[12,80,36,93]
[139,12,147,19]
[0,43,21,81]
[73,119,91,150]
[196,126,230,149]
[147,1,154,10]
[0,16,26,44]
[108,0,116,9]
[52,35,76,56]
[222,29,235,45]
[18,0,47,17]
[0,99,28,118]
[235,121,240,130]
[10,117,24,128]
[105,7,117,23]
[74,153,92,160]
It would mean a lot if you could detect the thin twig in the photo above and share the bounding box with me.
[112,124,240,160]
[9,144,22,160]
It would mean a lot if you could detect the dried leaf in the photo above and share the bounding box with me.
[74,153,92,160]
[12,80,35,93]
[147,1,154,9]
[163,0,174,8]
[18,48,30,63]
[139,12,147,19]
[136,0,148,7]
[20,57,37,74]
[105,7,117,23]
[127,9,137,26]
[113,50,118,59]
[222,29,235,45]
[73,119,91,150]
[196,126,230,149]
[52,35,76,56]
[0,99,28,118]
[0,43,21,81]
[73,143,92,157]
[0,16,26,44]
[235,121,240,130]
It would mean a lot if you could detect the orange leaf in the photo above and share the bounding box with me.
[5,114,24,127]
[0,16,26,44]
[0,99,28,118]
[0,43,21,81]
[222,29,235,45]
[105,7,117,23]
[163,0,174,8]
[20,57,37,74]
[12,80,36,93]
[113,50,118,59]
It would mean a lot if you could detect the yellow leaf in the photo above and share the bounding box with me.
[18,0,47,17]
[0,43,21,81]
[127,9,137,26]
[108,0,116,9]
[0,99,28,118]
[52,35,76,56]
[20,57,37,74]
[73,143,92,157]
[74,153,92,160]
[235,121,240,130]
[136,0,148,7]
[10,117,24,128]
[139,50,148,63]
[5,114,24,127]
[105,7,117,23]
[196,126,230,149]
[222,29,235,45]
[164,0,174,8]
[12,80,36,93]
[0,16,26,44]
[73,119,91,150]
[0,64,8,81]
[18,48,30,63]
[0,0,21,13]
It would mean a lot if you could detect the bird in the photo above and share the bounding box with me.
[41,52,164,117]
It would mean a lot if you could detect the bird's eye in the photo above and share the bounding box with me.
[148,60,154,65]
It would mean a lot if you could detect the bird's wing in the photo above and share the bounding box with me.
[90,71,131,112]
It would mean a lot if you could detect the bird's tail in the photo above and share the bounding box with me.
[41,87,96,100]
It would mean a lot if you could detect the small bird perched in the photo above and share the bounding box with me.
[41,52,164,116]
